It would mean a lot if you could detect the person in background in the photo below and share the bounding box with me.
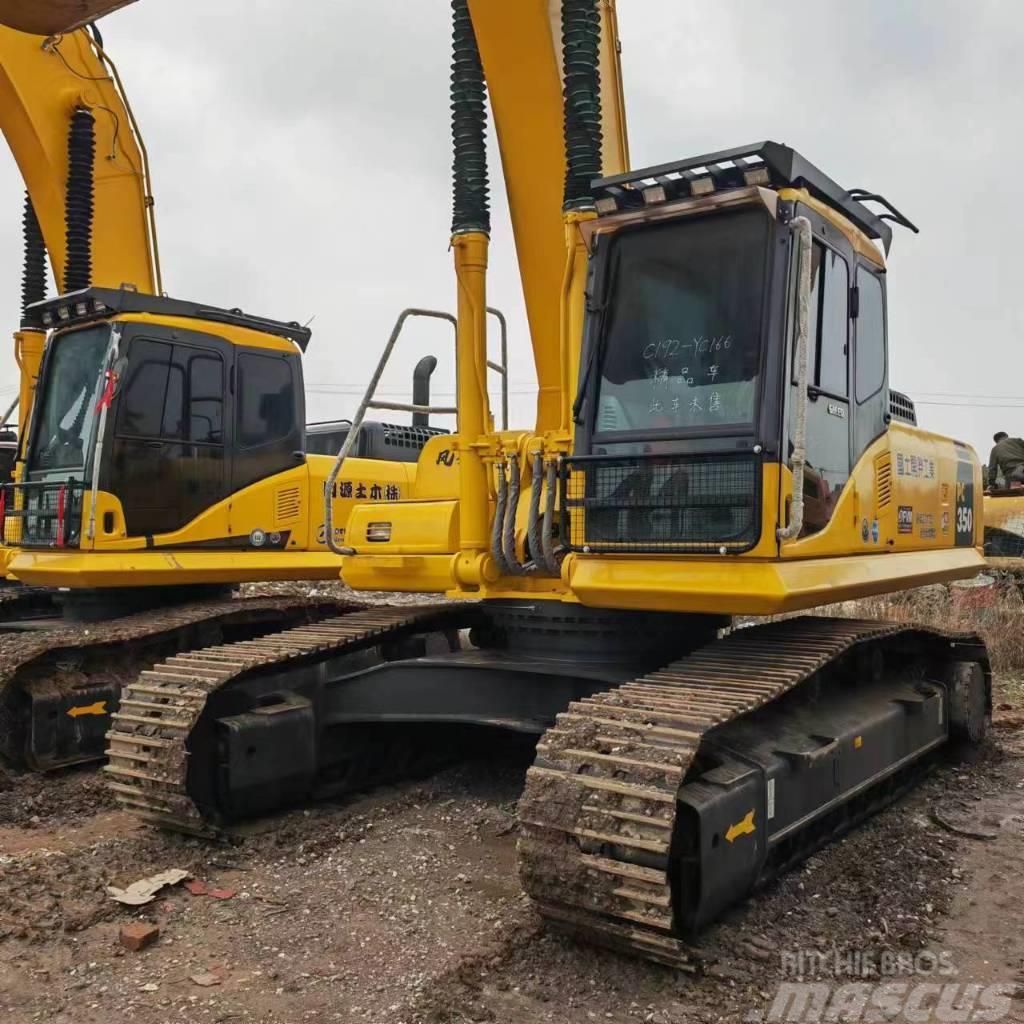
[987,431,1024,490]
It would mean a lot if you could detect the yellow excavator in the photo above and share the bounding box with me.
[0,10,473,769]
[93,0,992,970]
[0,0,992,969]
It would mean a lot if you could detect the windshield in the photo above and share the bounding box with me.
[593,207,770,437]
[28,326,110,475]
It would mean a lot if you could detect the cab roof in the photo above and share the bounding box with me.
[592,141,918,255]
[23,287,312,351]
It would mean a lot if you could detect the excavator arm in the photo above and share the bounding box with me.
[0,22,159,296]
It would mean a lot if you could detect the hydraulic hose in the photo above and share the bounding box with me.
[502,453,525,575]
[490,461,511,575]
[450,0,490,236]
[64,108,97,293]
[561,0,603,210]
[21,193,47,319]
[527,453,544,572]
[541,459,561,576]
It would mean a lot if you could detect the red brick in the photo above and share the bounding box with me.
[119,921,160,952]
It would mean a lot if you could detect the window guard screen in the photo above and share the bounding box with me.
[561,452,762,554]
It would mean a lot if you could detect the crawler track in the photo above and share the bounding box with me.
[105,604,472,835]
[0,596,350,768]
[517,617,986,970]
[0,584,60,630]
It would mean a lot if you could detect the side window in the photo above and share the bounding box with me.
[119,339,172,438]
[793,243,849,396]
[119,340,224,443]
[817,248,849,395]
[237,353,296,448]
[185,351,224,443]
[855,269,885,401]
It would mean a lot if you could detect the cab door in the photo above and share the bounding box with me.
[111,330,230,539]
[786,215,853,537]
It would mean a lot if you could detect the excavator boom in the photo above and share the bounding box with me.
[467,0,628,432]
[0,23,158,295]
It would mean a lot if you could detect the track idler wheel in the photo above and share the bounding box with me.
[947,661,989,745]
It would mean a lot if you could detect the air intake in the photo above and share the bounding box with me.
[874,453,893,511]
[275,486,301,524]
[889,390,917,426]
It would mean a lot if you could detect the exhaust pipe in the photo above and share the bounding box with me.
[412,355,438,427]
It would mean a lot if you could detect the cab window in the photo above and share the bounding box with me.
[118,339,225,444]
[855,269,886,401]
[237,352,296,448]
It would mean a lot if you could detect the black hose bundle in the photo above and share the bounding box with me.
[561,0,603,209]
[64,107,96,293]
[450,0,490,236]
[21,192,47,318]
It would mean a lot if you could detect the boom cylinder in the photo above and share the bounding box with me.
[450,0,492,562]
[20,192,46,320]
[64,107,96,293]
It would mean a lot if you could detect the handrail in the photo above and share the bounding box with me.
[322,306,510,557]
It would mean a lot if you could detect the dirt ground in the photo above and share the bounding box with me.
[2,595,1024,1023]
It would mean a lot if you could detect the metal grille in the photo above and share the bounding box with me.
[0,480,84,549]
[380,424,449,450]
[562,452,762,554]
[275,485,302,523]
[889,390,917,426]
[874,453,893,510]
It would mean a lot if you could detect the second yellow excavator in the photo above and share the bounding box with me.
[0,10,476,771]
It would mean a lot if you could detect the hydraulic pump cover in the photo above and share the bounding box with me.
[0,0,139,35]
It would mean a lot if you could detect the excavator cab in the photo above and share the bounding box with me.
[569,143,908,555]
[6,288,307,550]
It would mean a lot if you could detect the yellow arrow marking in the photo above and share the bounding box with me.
[725,810,756,843]
[67,701,108,719]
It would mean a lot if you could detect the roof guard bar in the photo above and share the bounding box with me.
[323,306,510,557]
[593,141,898,253]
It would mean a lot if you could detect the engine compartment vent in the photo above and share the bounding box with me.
[275,486,301,524]
[874,453,893,511]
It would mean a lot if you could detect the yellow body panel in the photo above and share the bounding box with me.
[8,550,346,589]
[114,313,299,354]
[6,454,415,588]
[343,420,986,616]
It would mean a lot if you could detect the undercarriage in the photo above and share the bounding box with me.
[101,599,989,967]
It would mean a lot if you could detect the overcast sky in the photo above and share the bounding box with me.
[1,0,1022,459]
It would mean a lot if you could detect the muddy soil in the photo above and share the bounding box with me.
[0,708,1021,1023]
[1,590,1023,1024]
